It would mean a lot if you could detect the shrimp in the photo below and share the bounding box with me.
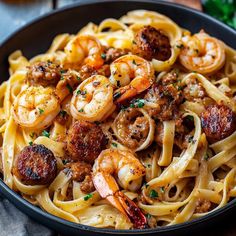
[110,55,155,103]
[13,86,60,129]
[179,31,225,74]
[92,149,147,229]
[65,35,104,69]
[70,75,114,122]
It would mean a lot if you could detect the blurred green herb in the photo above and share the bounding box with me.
[203,0,236,29]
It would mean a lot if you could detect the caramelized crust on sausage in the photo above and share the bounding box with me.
[14,144,57,185]
[27,61,62,87]
[67,121,107,163]
[145,70,184,121]
[132,26,171,61]
[201,104,236,143]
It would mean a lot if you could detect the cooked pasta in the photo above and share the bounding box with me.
[1,10,236,230]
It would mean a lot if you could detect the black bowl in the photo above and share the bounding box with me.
[0,1,235,235]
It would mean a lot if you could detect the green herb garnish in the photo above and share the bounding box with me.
[66,84,73,94]
[113,92,121,100]
[59,110,67,117]
[111,142,118,147]
[62,159,69,165]
[29,141,33,146]
[84,193,93,201]
[38,108,44,114]
[78,108,84,112]
[176,44,184,49]
[160,187,165,193]
[101,53,106,60]
[42,130,50,138]
[29,132,35,139]
[149,189,158,198]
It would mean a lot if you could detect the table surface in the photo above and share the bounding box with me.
[0,0,235,235]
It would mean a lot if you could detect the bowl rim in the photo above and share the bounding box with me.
[0,0,236,234]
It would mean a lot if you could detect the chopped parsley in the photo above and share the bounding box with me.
[149,189,158,198]
[186,115,194,121]
[42,130,50,138]
[188,136,196,144]
[176,44,184,49]
[59,110,67,117]
[146,213,152,219]
[204,153,210,161]
[113,92,121,100]
[60,69,66,74]
[66,84,73,94]
[29,141,33,146]
[77,76,81,81]
[146,164,152,168]
[111,142,118,147]
[78,108,84,112]
[132,59,137,65]
[101,53,106,60]
[116,80,121,87]
[77,89,81,95]
[29,132,35,139]
[130,98,145,108]
[38,108,44,114]
[84,193,93,201]
[160,187,165,193]
[62,159,69,165]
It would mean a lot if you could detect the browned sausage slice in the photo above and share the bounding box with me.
[27,61,62,87]
[67,121,107,163]
[201,104,236,143]
[132,25,171,61]
[14,144,57,185]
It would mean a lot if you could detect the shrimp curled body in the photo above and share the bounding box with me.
[13,86,60,129]
[92,149,147,229]
[110,55,155,103]
[70,75,114,122]
[65,35,104,69]
[179,32,225,74]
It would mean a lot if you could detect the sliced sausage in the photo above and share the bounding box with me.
[27,61,62,87]
[14,144,57,185]
[67,121,107,163]
[201,104,236,143]
[132,25,171,61]
[145,70,184,121]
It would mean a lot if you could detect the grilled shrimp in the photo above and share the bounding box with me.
[13,86,60,129]
[179,31,225,74]
[92,149,147,229]
[65,35,104,69]
[110,55,155,103]
[70,75,114,122]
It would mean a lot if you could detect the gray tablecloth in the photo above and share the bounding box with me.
[0,192,54,236]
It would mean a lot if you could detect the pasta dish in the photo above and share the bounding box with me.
[1,10,236,229]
